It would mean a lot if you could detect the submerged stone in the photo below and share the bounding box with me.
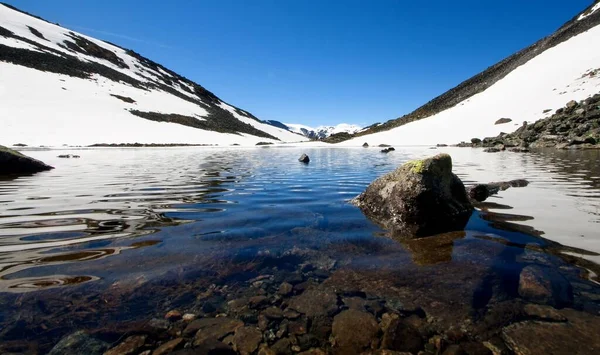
[48,331,109,355]
[352,154,473,238]
[0,145,54,175]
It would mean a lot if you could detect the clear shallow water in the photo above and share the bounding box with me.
[1,146,600,352]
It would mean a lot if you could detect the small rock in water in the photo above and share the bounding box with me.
[57,154,81,158]
[298,154,310,163]
[362,142,369,147]
[277,282,294,296]
[48,331,109,355]
[518,265,573,307]
[352,154,473,238]
[104,335,146,355]
[380,147,395,153]
[153,338,184,355]
[165,310,183,321]
[233,326,262,354]
[182,313,196,322]
[332,310,379,353]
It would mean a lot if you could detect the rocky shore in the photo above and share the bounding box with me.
[455,94,600,151]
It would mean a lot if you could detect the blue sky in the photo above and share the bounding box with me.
[8,0,594,127]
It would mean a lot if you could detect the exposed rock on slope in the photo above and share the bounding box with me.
[0,4,306,146]
[352,154,473,238]
[0,145,54,174]
[463,94,600,149]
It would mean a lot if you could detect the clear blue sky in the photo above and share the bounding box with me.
[7,0,595,127]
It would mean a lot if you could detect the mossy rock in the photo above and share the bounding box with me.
[0,145,54,175]
[352,154,473,238]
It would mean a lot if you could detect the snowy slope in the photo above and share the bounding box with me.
[341,13,600,146]
[285,123,362,140]
[0,4,307,146]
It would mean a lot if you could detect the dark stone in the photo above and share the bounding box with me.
[48,331,109,355]
[471,138,482,144]
[270,338,292,355]
[332,310,379,354]
[104,335,146,355]
[192,338,236,355]
[57,154,80,158]
[277,282,294,296]
[185,317,243,342]
[381,147,395,153]
[381,318,423,353]
[298,154,310,164]
[352,154,473,238]
[154,338,184,355]
[287,289,338,317]
[467,179,529,202]
[362,142,369,148]
[495,118,512,125]
[502,309,600,355]
[233,326,262,354]
[0,145,54,175]
[518,265,573,307]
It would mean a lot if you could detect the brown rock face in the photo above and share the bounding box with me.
[518,265,573,307]
[287,289,338,317]
[104,335,146,355]
[502,309,600,355]
[332,310,379,354]
[187,317,244,346]
[380,318,423,353]
[233,326,262,355]
[352,154,473,238]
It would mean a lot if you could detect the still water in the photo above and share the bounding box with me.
[0,146,599,352]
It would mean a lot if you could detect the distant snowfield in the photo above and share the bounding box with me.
[0,4,307,146]
[341,25,600,146]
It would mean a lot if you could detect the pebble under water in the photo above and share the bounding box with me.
[0,146,599,354]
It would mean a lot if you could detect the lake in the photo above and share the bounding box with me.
[1,146,599,354]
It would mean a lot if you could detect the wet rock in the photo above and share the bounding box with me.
[471,138,482,145]
[467,179,529,202]
[288,317,308,335]
[518,265,573,307]
[343,296,367,311]
[482,337,509,355]
[48,331,109,355]
[381,147,395,153]
[182,313,196,322]
[298,154,310,164]
[249,295,269,308]
[298,348,327,355]
[185,317,243,343]
[352,154,473,238]
[153,338,184,355]
[381,318,423,353]
[270,338,292,355]
[165,310,183,321]
[104,335,146,355]
[193,338,236,354]
[283,308,301,319]
[442,345,465,355]
[233,326,262,354]
[508,147,530,153]
[262,307,284,320]
[523,303,567,322]
[310,316,333,343]
[495,118,512,125]
[502,309,600,354]
[332,310,379,354]
[0,145,54,175]
[288,289,338,317]
[483,147,502,153]
[363,142,369,148]
[278,282,294,296]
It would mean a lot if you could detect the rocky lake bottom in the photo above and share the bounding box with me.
[0,147,599,355]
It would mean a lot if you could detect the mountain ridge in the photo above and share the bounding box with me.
[0,3,306,146]
[349,0,600,140]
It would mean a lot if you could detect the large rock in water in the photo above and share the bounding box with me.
[0,145,54,175]
[352,154,473,238]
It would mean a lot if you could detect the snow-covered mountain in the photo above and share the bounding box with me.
[0,3,308,146]
[283,123,362,140]
[340,1,600,146]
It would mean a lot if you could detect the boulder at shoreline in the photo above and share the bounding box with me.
[0,145,54,175]
[352,154,473,238]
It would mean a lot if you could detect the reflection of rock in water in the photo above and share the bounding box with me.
[400,231,466,265]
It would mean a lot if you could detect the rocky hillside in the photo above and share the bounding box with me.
[463,94,600,151]
[0,3,307,146]
[337,1,600,146]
